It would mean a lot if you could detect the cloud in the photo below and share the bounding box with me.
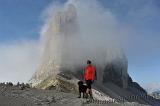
[102,0,160,68]
[38,0,130,68]
[0,40,42,83]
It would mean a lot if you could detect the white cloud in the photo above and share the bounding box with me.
[0,40,42,83]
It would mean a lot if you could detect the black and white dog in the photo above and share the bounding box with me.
[77,81,87,98]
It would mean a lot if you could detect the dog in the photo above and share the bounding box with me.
[77,81,87,98]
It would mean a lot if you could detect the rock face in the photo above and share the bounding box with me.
[103,63,128,88]
[30,3,128,89]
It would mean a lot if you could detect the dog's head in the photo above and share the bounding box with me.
[77,81,83,86]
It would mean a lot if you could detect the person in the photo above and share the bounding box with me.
[84,60,96,99]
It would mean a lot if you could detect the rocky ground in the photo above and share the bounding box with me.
[0,83,150,106]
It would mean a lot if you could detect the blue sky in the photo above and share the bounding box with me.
[0,0,160,90]
[0,0,54,42]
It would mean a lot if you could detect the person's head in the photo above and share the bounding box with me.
[87,60,91,65]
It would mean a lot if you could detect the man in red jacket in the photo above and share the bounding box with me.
[84,60,96,99]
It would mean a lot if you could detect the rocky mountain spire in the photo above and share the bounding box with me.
[30,3,129,89]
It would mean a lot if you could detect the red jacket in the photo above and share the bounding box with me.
[84,64,96,81]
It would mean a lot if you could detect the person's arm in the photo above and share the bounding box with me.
[95,68,97,80]
[83,68,86,81]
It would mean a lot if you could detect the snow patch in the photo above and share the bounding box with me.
[92,89,115,102]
